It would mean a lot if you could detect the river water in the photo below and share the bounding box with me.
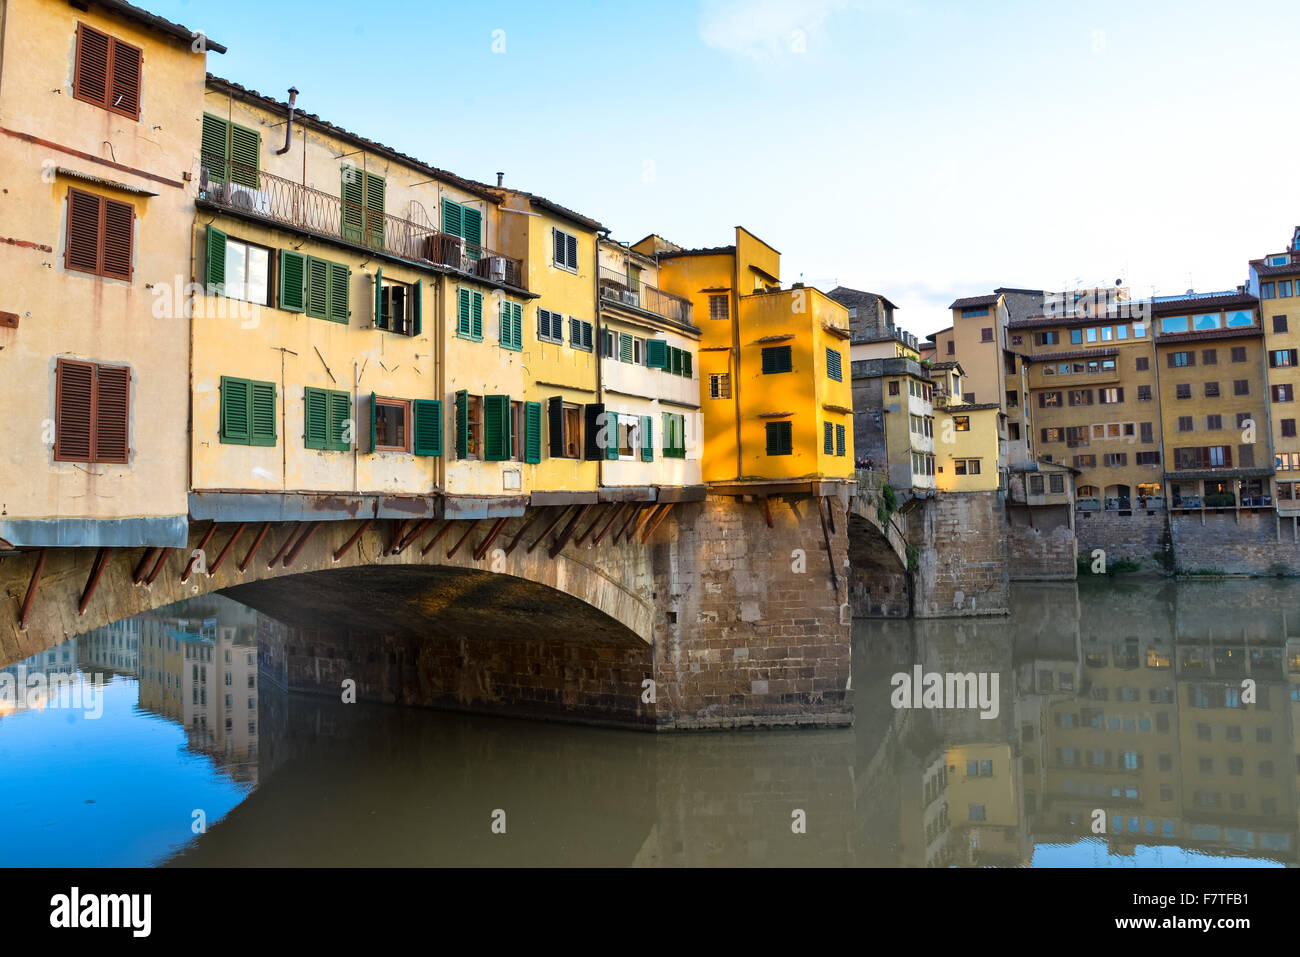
[1,580,1296,867]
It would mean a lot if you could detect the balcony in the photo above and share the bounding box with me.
[198,157,523,288]
[598,265,693,325]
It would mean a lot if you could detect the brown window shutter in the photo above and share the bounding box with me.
[94,364,131,463]
[55,358,95,462]
[102,198,134,280]
[108,38,142,118]
[73,23,110,109]
[66,188,103,275]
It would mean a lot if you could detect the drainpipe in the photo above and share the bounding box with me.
[276,88,299,155]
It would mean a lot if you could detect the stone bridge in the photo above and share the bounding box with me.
[0,487,874,730]
[847,471,912,618]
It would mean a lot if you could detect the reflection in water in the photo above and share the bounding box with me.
[0,581,1297,866]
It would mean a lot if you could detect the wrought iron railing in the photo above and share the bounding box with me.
[199,157,523,288]
[598,265,692,324]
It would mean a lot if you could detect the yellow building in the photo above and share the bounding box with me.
[1248,235,1300,512]
[645,228,854,489]
[934,402,1002,492]
[0,0,219,548]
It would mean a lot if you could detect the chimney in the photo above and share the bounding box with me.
[496,171,504,187]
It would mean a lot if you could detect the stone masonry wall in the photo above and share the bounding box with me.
[1006,504,1077,580]
[907,491,1008,617]
[1170,510,1300,575]
[1074,508,1171,571]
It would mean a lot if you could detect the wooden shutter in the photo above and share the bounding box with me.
[640,415,654,462]
[101,198,133,280]
[442,200,463,239]
[462,205,482,253]
[55,358,94,461]
[455,390,469,459]
[327,262,350,323]
[93,364,130,463]
[412,280,422,336]
[373,267,385,329]
[827,348,842,381]
[584,404,604,460]
[484,395,511,461]
[205,225,227,292]
[647,339,668,369]
[471,292,483,339]
[303,388,328,449]
[620,333,633,363]
[66,188,102,274]
[364,172,385,248]
[552,228,564,266]
[305,257,329,319]
[413,399,443,456]
[604,411,619,460]
[548,396,564,458]
[504,302,519,348]
[341,167,365,243]
[836,424,846,457]
[250,381,276,446]
[280,251,306,312]
[229,124,260,188]
[107,36,142,119]
[524,401,542,464]
[457,289,472,337]
[220,376,251,444]
[201,113,230,182]
[327,391,351,450]
[683,351,692,378]
[565,233,577,270]
[671,347,683,376]
[824,422,834,454]
[73,24,110,110]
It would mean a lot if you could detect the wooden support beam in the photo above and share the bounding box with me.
[612,503,643,545]
[18,549,47,630]
[420,521,455,557]
[207,522,246,577]
[266,524,303,569]
[393,518,433,556]
[762,496,774,529]
[503,509,543,556]
[640,503,674,543]
[633,503,663,542]
[145,547,172,585]
[332,518,374,561]
[824,494,836,534]
[283,522,322,568]
[446,520,480,559]
[816,496,840,594]
[181,523,217,582]
[592,503,628,547]
[473,516,509,561]
[78,547,113,615]
[574,502,612,547]
[548,503,592,558]
[388,519,409,555]
[238,522,272,572]
[527,505,571,554]
[132,547,160,584]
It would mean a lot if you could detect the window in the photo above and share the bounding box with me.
[1136,356,1149,371]
[1168,351,1194,368]
[1104,453,1127,467]
[499,301,523,350]
[1038,391,1062,408]
[455,392,483,460]
[1070,329,1084,345]
[1269,349,1298,368]
[979,327,993,342]
[953,415,970,432]
[1030,475,1045,495]
[1274,384,1294,402]
[709,295,729,320]
[836,423,846,457]
[1073,454,1094,468]
[1204,381,1220,398]
[536,308,564,345]
[946,340,954,355]
[1042,427,1063,443]
[201,113,260,188]
[442,199,483,251]
[1035,331,1059,346]
[663,413,687,458]
[1065,427,1088,448]
[1262,282,1276,299]
[1234,379,1249,396]
[1136,450,1160,465]
[219,377,276,447]
[371,397,409,452]
[1177,416,1194,432]
[200,228,269,307]
[73,23,142,119]
[341,166,385,247]
[1099,387,1123,404]
[709,373,731,399]
[1283,419,1297,438]
[766,421,793,455]
[1175,383,1192,400]
[291,254,350,324]
[1137,385,1152,401]
[1140,422,1153,444]
[568,317,593,352]
[1206,414,1222,431]
[1050,473,1064,494]
[761,345,793,374]
[888,381,899,396]
[1237,412,1254,428]
[552,227,579,271]
[54,359,130,463]
[1008,422,1020,440]
[954,459,981,475]
[547,399,582,459]
[826,348,843,382]
[65,188,134,281]
[1231,346,1247,362]
[303,387,351,451]
[1068,389,1093,406]
[1274,316,1288,334]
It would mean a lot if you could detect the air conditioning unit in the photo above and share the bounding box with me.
[487,256,507,283]
[443,238,466,272]
[225,182,271,216]
[621,289,640,307]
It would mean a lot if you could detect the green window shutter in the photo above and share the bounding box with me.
[220,376,249,444]
[766,421,792,456]
[762,346,792,374]
[442,199,463,239]
[524,401,542,463]
[827,348,843,382]
[683,351,692,378]
[455,390,469,459]
[471,292,483,339]
[640,415,653,462]
[328,391,351,450]
[457,288,471,338]
[373,267,385,329]
[250,381,276,447]
[304,387,328,449]
[500,300,514,349]
[369,391,377,452]
[484,394,511,461]
[205,224,227,293]
[824,421,834,454]
[412,280,422,336]
[462,205,482,254]
[306,256,329,319]
[412,399,442,456]
[671,348,683,376]
[647,339,668,369]
[230,124,260,188]
[201,113,230,183]
[604,410,619,460]
[836,423,847,457]
[341,166,365,243]
[327,262,350,324]
[279,250,306,312]
[513,304,523,349]
[620,333,633,363]
[364,172,385,249]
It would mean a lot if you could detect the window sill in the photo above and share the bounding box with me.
[457,333,484,343]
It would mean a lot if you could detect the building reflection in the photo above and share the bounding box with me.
[0,638,79,717]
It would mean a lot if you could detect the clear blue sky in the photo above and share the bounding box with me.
[158,0,1300,336]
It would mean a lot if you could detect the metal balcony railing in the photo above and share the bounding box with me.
[598,265,693,325]
[199,156,523,288]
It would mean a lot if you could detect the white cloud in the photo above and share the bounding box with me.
[698,0,852,59]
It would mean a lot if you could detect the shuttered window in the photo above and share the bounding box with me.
[55,358,130,463]
[73,23,142,120]
[201,113,261,188]
[619,333,634,363]
[646,339,668,369]
[824,422,834,454]
[412,399,443,456]
[640,415,654,462]
[765,421,793,456]
[303,387,351,451]
[827,348,843,382]
[458,288,484,340]
[65,187,134,281]
[304,256,350,323]
[500,301,522,350]
[523,401,542,464]
[442,199,482,253]
[662,413,687,459]
[569,317,593,351]
[219,376,276,447]
[483,395,513,461]
[552,227,578,271]
[537,307,563,343]
[836,423,847,457]
[761,345,793,374]
[341,165,385,248]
